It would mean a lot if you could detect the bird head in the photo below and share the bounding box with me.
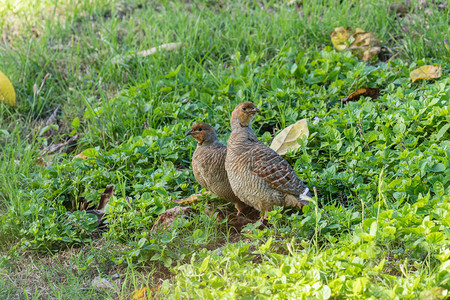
[186,122,218,145]
[230,102,260,129]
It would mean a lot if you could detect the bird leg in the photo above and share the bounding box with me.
[258,210,268,222]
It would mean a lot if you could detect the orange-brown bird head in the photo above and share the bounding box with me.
[186,122,218,145]
[230,102,260,130]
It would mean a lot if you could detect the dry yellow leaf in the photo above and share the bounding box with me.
[172,193,203,204]
[270,119,309,155]
[137,42,184,57]
[330,27,350,51]
[409,65,442,82]
[74,152,89,159]
[0,70,16,106]
[132,287,148,300]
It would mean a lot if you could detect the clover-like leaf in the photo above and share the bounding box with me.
[0,70,16,106]
[270,119,309,155]
[410,65,442,82]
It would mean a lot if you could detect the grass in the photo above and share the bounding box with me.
[1,0,449,298]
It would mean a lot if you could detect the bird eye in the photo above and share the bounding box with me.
[198,128,203,131]
[242,107,247,111]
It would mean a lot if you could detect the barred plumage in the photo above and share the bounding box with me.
[225,102,310,218]
[187,123,251,215]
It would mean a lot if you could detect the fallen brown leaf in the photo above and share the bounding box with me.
[409,65,442,82]
[341,87,380,103]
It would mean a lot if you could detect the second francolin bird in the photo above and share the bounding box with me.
[225,102,311,219]
[186,123,252,216]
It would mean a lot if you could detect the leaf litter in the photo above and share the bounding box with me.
[409,65,442,82]
[330,27,382,61]
[270,119,309,155]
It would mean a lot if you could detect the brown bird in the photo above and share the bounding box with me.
[225,102,311,219]
[186,122,253,216]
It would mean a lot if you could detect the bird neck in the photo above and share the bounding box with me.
[198,139,222,147]
[230,124,258,144]
[230,115,242,131]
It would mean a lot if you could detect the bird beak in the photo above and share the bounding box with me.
[251,107,260,114]
[185,129,193,137]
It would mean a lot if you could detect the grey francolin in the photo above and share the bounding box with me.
[225,102,311,219]
[186,123,253,216]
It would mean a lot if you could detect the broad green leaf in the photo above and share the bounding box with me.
[426,232,445,245]
[72,117,80,128]
[410,65,442,82]
[434,181,445,196]
[430,163,446,172]
[199,255,210,273]
[270,119,309,155]
[0,70,16,106]
[316,285,331,300]
[82,148,99,158]
[271,77,284,90]
[434,123,450,140]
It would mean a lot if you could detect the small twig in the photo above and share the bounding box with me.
[356,122,365,138]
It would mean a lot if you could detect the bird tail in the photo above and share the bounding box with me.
[299,188,314,206]
[285,188,314,209]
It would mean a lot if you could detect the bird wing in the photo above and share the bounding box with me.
[250,142,305,196]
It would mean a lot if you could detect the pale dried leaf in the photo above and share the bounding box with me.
[92,277,116,291]
[330,27,350,51]
[270,119,309,155]
[349,29,382,61]
[137,42,184,57]
[409,65,442,82]
[0,70,16,106]
[362,46,381,61]
[74,152,89,159]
